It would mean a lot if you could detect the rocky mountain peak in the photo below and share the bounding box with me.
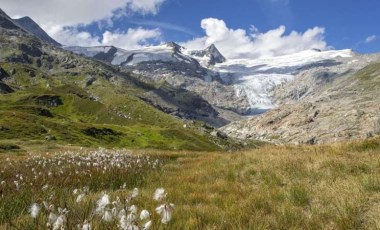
[188,44,226,65]
[0,8,24,31]
[14,16,61,46]
[166,42,183,52]
[205,44,226,64]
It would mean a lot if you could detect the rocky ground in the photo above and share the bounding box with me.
[221,53,380,144]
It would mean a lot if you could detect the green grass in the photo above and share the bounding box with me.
[1,139,380,229]
[0,62,232,151]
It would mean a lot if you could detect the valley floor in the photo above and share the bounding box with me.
[1,139,380,229]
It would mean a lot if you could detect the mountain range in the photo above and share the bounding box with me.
[1,9,380,145]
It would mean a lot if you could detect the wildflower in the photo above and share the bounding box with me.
[129,205,138,214]
[118,215,139,230]
[102,209,113,222]
[96,193,110,214]
[53,216,65,230]
[82,220,91,230]
[14,181,19,190]
[131,188,139,198]
[142,220,152,230]
[140,210,150,220]
[47,206,58,228]
[29,203,41,218]
[126,212,137,223]
[153,188,166,201]
[76,193,85,203]
[156,204,175,224]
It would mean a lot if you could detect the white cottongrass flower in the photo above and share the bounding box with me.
[128,205,138,214]
[155,204,175,224]
[131,188,139,198]
[14,181,19,190]
[126,212,137,223]
[47,212,58,228]
[153,188,166,201]
[42,184,49,191]
[139,210,150,220]
[76,193,85,203]
[52,208,68,230]
[102,209,113,222]
[142,220,152,230]
[118,214,139,230]
[29,203,40,218]
[82,220,92,230]
[96,193,110,214]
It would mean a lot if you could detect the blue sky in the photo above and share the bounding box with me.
[122,0,379,53]
[2,0,379,57]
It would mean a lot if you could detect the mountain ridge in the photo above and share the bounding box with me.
[14,16,61,47]
[1,9,380,144]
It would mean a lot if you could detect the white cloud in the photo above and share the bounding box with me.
[127,0,166,15]
[181,18,328,59]
[102,28,161,49]
[1,0,165,47]
[49,27,161,49]
[1,0,165,27]
[365,35,377,43]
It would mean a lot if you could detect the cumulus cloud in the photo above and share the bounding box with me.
[365,35,377,43]
[1,0,165,47]
[181,18,328,59]
[49,27,161,49]
[102,28,161,49]
[1,0,165,27]
[127,0,166,15]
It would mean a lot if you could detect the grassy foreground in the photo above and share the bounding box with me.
[1,138,380,229]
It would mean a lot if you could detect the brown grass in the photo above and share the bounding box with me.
[1,139,380,229]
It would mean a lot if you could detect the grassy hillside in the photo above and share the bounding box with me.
[0,28,239,151]
[1,138,380,229]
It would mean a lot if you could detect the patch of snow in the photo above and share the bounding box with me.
[213,49,352,114]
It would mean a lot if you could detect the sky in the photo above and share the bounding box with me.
[1,0,379,59]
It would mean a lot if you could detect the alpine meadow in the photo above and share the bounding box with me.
[1,1,380,229]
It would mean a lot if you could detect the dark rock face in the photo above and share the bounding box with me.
[0,67,8,80]
[34,95,63,107]
[0,8,22,30]
[189,44,226,65]
[14,16,61,46]
[0,82,14,93]
[19,43,43,57]
[83,127,121,141]
[93,46,118,62]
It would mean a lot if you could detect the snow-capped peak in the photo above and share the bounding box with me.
[186,44,226,66]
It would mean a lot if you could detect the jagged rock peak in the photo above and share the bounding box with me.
[188,44,226,65]
[166,42,183,52]
[0,8,8,17]
[0,8,24,31]
[14,16,61,46]
[205,44,226,63]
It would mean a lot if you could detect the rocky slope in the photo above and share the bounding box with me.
[221,52,380,144]
[64,28,380,144]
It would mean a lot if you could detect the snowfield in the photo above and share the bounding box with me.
[213,49,353,113]
[65,43,353,114]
